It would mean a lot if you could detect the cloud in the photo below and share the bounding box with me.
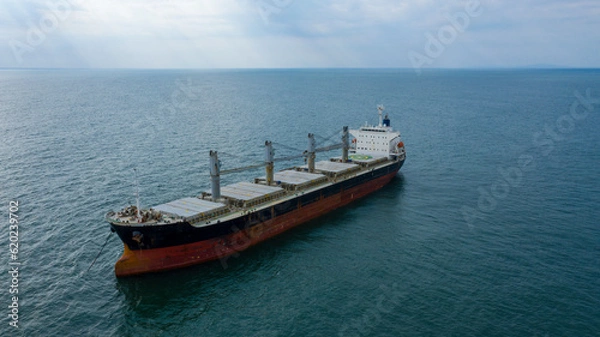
[1,0,599,68]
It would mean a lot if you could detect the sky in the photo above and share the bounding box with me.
[0,0,599,69]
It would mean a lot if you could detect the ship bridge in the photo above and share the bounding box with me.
[349,128,401,157]
[349,106,404,158]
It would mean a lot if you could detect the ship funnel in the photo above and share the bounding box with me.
[265,141,274,185]
[209,150,221,201]
[307,133,316,173]
[383,114,391,127]
[342,126,349,162]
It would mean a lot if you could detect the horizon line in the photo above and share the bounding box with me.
[1,66,600,71]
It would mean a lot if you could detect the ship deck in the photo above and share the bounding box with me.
[300,160,360,177]
[153,197,227,218]
[153,197,229,223]
[109,155,398,228]
[220,182,285,208]
[260,169,327,191]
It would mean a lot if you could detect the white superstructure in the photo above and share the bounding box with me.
[350,106,406,160]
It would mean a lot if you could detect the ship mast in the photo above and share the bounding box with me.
[134,168,141,222]
[307,133,316,173]
[265,141,274,185]
[377,105,385,127]
[209,150,221,201]
[342,126,349,162]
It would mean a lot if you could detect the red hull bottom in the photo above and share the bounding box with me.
[115,170,398,277]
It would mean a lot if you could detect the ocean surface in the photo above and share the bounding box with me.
[0,69,599,336]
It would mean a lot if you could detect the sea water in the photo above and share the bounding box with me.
[0,69,598,336]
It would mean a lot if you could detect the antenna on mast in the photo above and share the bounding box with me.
[134,168,141,222]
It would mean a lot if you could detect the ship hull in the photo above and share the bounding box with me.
[111,159,403,277]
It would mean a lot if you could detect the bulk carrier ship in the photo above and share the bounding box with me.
[106,106,406,277]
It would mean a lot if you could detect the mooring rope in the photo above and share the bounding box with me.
[86,232,113,273]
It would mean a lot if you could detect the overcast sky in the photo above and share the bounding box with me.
[1,0,599,68]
